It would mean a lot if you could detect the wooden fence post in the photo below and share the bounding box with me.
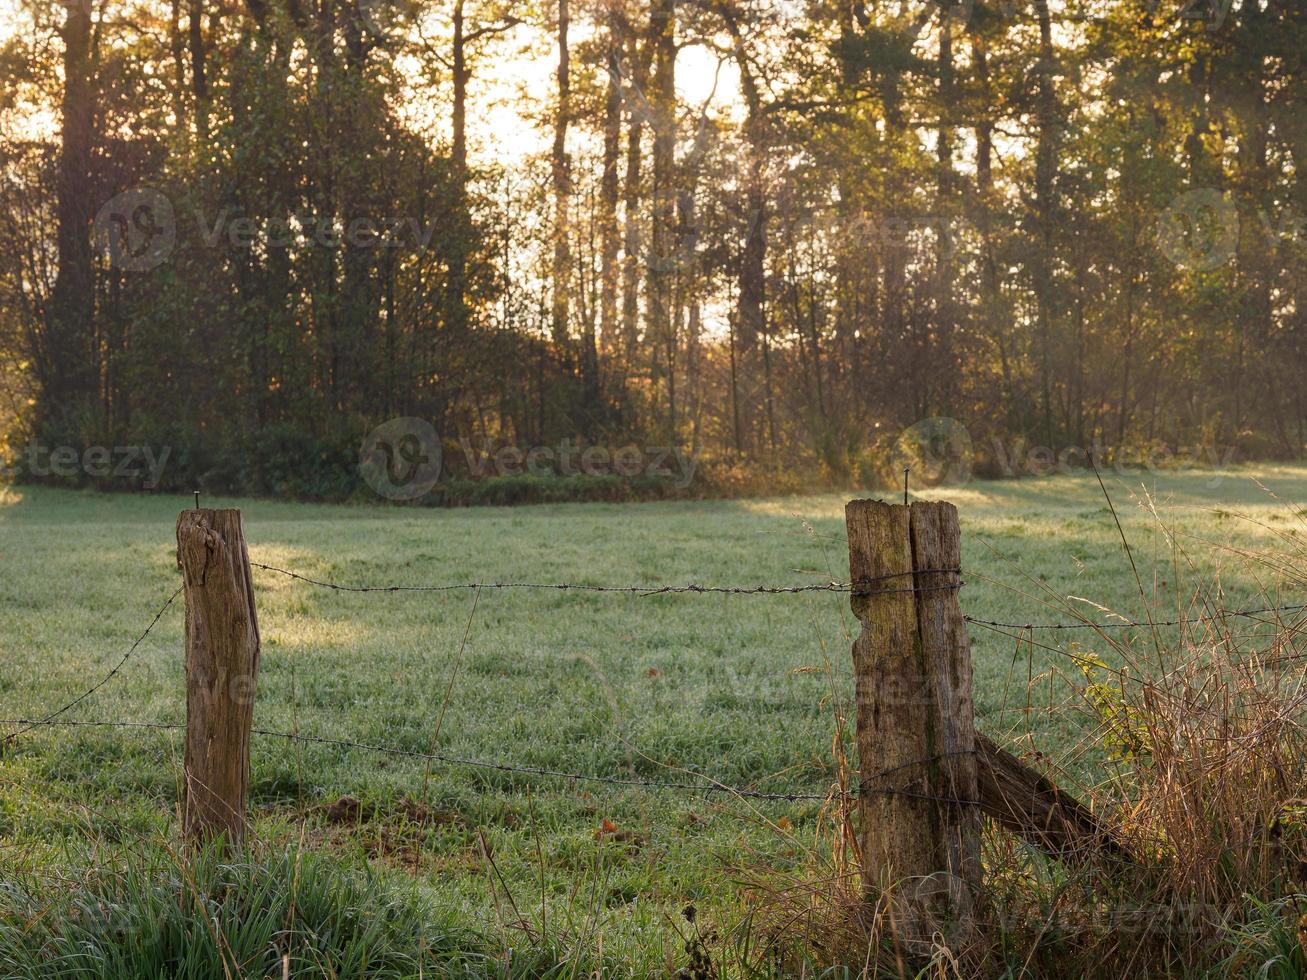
[176,508,260,850]
[845,499,979,942]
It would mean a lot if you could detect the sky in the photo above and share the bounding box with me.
[0,0,742,169]
[416,13,742,167]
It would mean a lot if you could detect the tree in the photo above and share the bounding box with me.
[41,0,97,441]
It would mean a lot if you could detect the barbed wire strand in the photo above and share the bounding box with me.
[249,561,1307,631]
[8,567,1305,766]
[963,601,1307,632]
[249,562,962,597]
[2,587,184,743]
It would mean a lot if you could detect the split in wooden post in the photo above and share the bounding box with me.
[176,508,260,851]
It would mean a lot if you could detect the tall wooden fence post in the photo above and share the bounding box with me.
[176,508,260,850]
[845,499,979,942]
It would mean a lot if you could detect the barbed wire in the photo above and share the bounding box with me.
[963,601,1307,632]
[7,561,1304,768]
[250,561,1307,632]
[0,567,957,757]
[1,587,184,743]
[8,570,1305,754]
[249,562,963,597]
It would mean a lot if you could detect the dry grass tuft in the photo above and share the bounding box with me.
[737,494,1307,977]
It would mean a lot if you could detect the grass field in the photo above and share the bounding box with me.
[4,466,1307,975]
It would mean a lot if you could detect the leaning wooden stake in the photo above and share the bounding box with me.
[176,508,260,850]
[976,734,1133,868]
[845,499,979,941]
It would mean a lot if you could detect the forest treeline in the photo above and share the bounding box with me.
[0,0,1304,499]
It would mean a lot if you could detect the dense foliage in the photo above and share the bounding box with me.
[1,0,1305,496]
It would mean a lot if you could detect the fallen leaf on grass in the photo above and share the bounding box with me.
[595,818,645,852]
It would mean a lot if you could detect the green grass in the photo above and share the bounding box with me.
[3,465,1307,975]
[0,845,537,979]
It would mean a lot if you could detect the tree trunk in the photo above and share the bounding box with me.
[188,0,209,137]
[447,0,471,337]
[598,13,622,369]
[933,0,955,413]
[645,0,676,436]
[972,31,1015,419]
[619,15,650,376]
[42,0,97,438]
[721,6,764,358]
[550,0,572,349]
[1032,0,1058,446]
[169,0,187,128]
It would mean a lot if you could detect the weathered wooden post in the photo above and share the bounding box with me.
[845,499,979,942]
[176,508,260,850]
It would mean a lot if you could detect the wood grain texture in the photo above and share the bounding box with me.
[977,734,1132,867]
[909,501,980,918]
[845,500,941,927]
[176,508,260,850]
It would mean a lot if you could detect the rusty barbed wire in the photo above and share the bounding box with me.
[8,567,1305,763]
[249,562,963,597]
[964,601,1307,632]
[251,560,1307,630]
[1,587,183,743]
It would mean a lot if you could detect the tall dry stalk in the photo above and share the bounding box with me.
[737,493,1307,976]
